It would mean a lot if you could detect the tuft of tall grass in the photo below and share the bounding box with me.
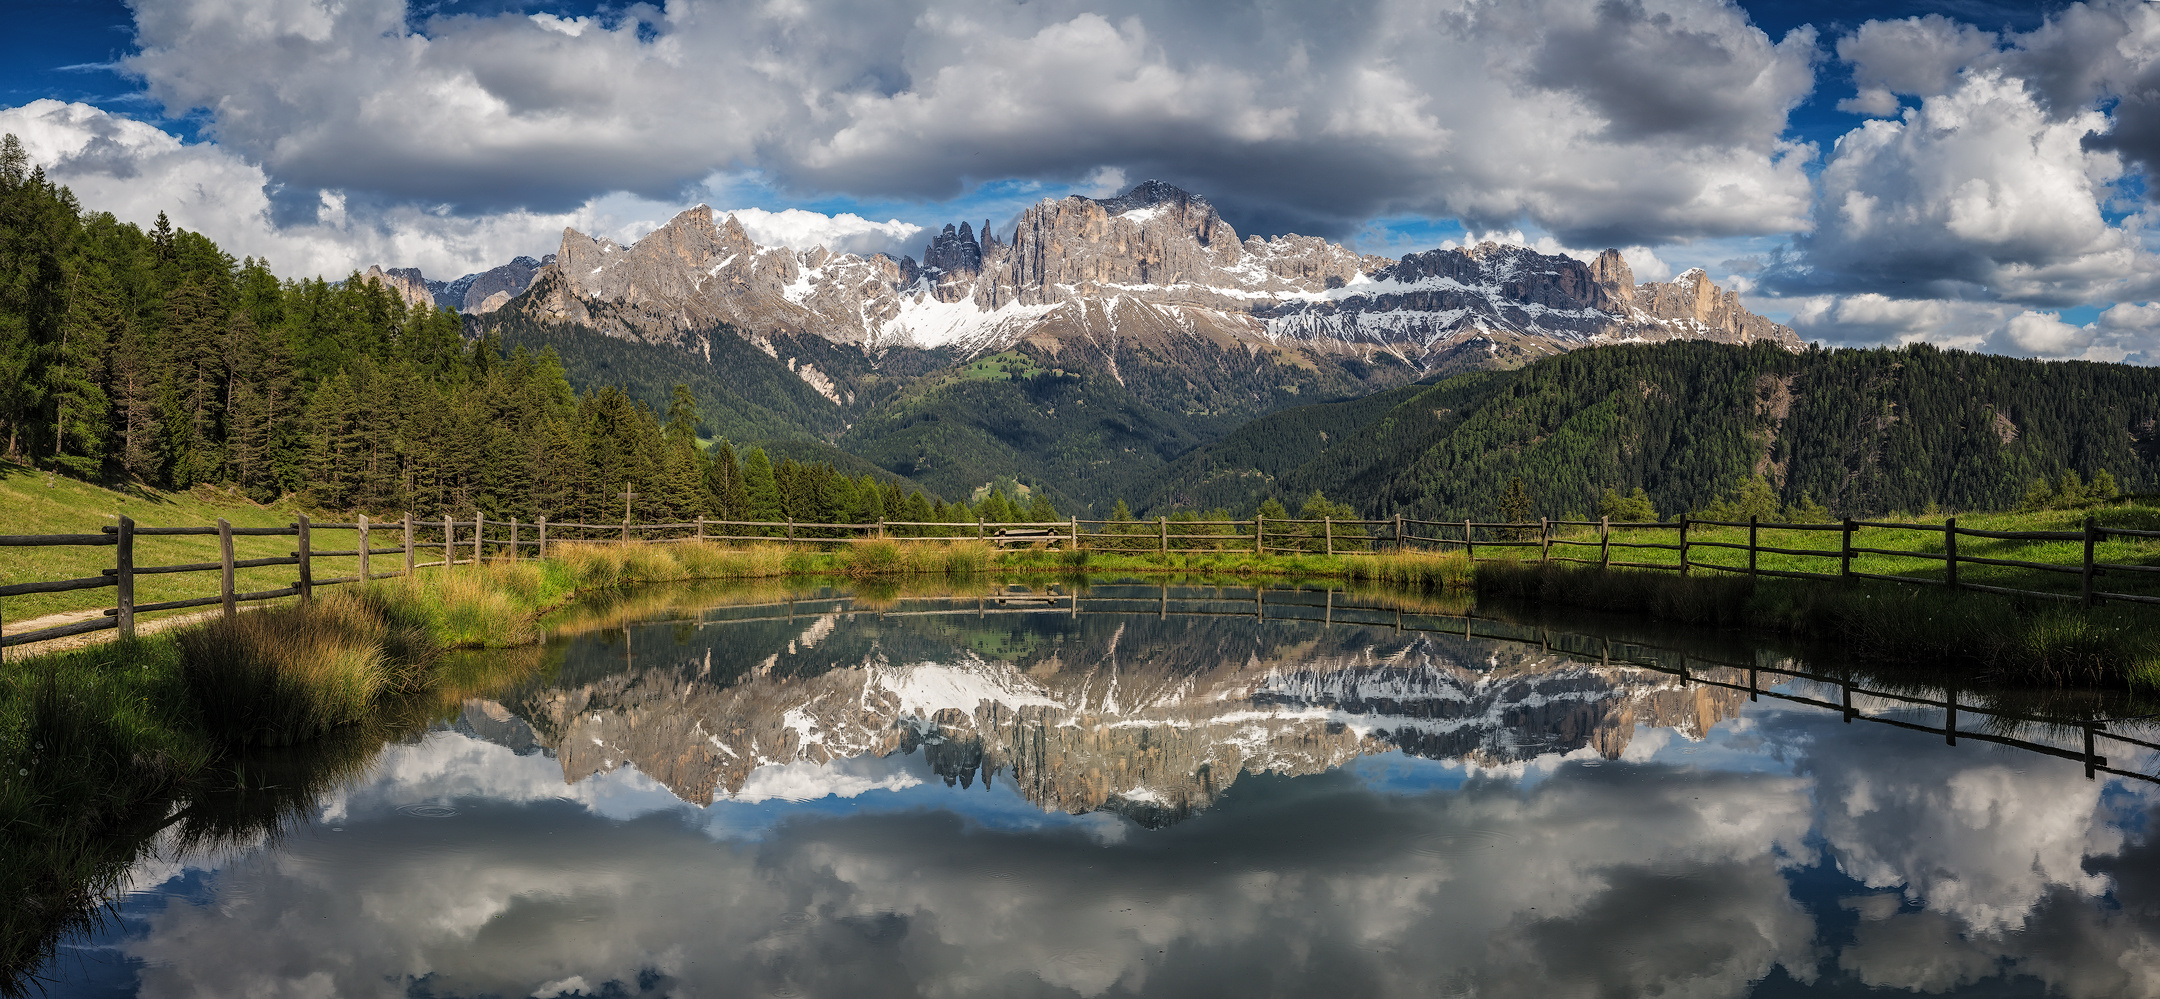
[1341,550,1474,593]
[175,593,438,747]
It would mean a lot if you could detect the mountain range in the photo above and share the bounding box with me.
[363,181,1802,513]
[384,179,1794,370]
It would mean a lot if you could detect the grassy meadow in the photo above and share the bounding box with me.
[0,458,312,626]
[1540,500,2160,601]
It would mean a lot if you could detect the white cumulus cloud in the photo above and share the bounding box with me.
[719,207,922,259]
[104,0,1820,247]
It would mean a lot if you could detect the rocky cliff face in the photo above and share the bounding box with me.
[467,613,1743,825]
[359,256,552,316]
[482,181,1793,372]
[436,254,552,314]
[359,265,434,311]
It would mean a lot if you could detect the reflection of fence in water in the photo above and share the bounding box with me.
[616,583,2160,787]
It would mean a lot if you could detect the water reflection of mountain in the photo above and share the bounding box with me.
[466,587,1744,825]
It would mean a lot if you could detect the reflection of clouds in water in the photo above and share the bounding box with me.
[1782,715,2135,933]
[120,735,1819,999]
[106,692,2160,998]
[726,757,924,804]
[1753,709,2160,997]
[318,729,690,826]
[1837,876,2160,997]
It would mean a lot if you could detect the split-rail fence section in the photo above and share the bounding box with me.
[2,510,2153,650]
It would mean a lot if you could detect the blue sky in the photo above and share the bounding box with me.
[2,0,2155,359]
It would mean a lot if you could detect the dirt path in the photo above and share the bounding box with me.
[1,606,227,659]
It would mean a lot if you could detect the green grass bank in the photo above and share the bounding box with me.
[1474,561,2160,689]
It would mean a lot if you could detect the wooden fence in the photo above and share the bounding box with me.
[1508,514,2160,608]
[5,508,2154,652]
[0,512,509,650]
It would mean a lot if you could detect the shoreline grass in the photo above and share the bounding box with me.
[542,538,1477,592]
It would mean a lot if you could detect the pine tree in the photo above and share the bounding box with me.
[1499,478,1534,523]
[46,257,118,476]
[1027,491,1058,522]
[705,440,747,519]
[743,447,783,523]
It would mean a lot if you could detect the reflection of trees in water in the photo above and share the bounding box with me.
[6,646,548,999]
[6,724,381,999]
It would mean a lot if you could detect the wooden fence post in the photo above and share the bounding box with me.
[976,518,985,541]
[2084,515,2098,607]
[1070,516,1080,551]
[509,518,518,561]
[1600,516,1610,569]
[473,512,483,564]
[1678,516,1690,575]
[444,511,455,568]
[115,515,135,639]
[696,516,705,544]
[788,518,796,543]
[1395,513,1405,552]
[538,516,548,559]
[402,512,413,575]
[296,513,313,602]
[218,517,236,619]
[1747,515,1758,577]
[1254,516,1264,555]
[1324,516,1333,556]
[359,514,371,580]
[1841,519,1855,577]
[1159,516,1168,556]
[1464,520,1474,562]
[1945,517,1958,590]
[1539,518,1549,563]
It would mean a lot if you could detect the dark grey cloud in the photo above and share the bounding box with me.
[114,0,1819,245]
[1530,0,1819,144]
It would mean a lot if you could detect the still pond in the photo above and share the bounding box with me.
[33,580,2160,997]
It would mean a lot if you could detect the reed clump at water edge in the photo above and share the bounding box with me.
[1475,561,2160,688]
[540,538,1479,589]
[0,566,565,995]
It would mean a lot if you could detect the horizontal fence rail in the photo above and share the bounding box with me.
[6,506,2153,654]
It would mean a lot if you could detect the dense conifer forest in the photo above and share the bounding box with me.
[1141,340,2160,520]
[0,135,1023,528]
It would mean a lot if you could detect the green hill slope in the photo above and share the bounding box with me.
[835,352,1204,516]
[1136,341,2160,520]
[485,309,853,446]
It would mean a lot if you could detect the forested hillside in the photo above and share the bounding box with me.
[1140,341,2160,520]
[0,135,974,527]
